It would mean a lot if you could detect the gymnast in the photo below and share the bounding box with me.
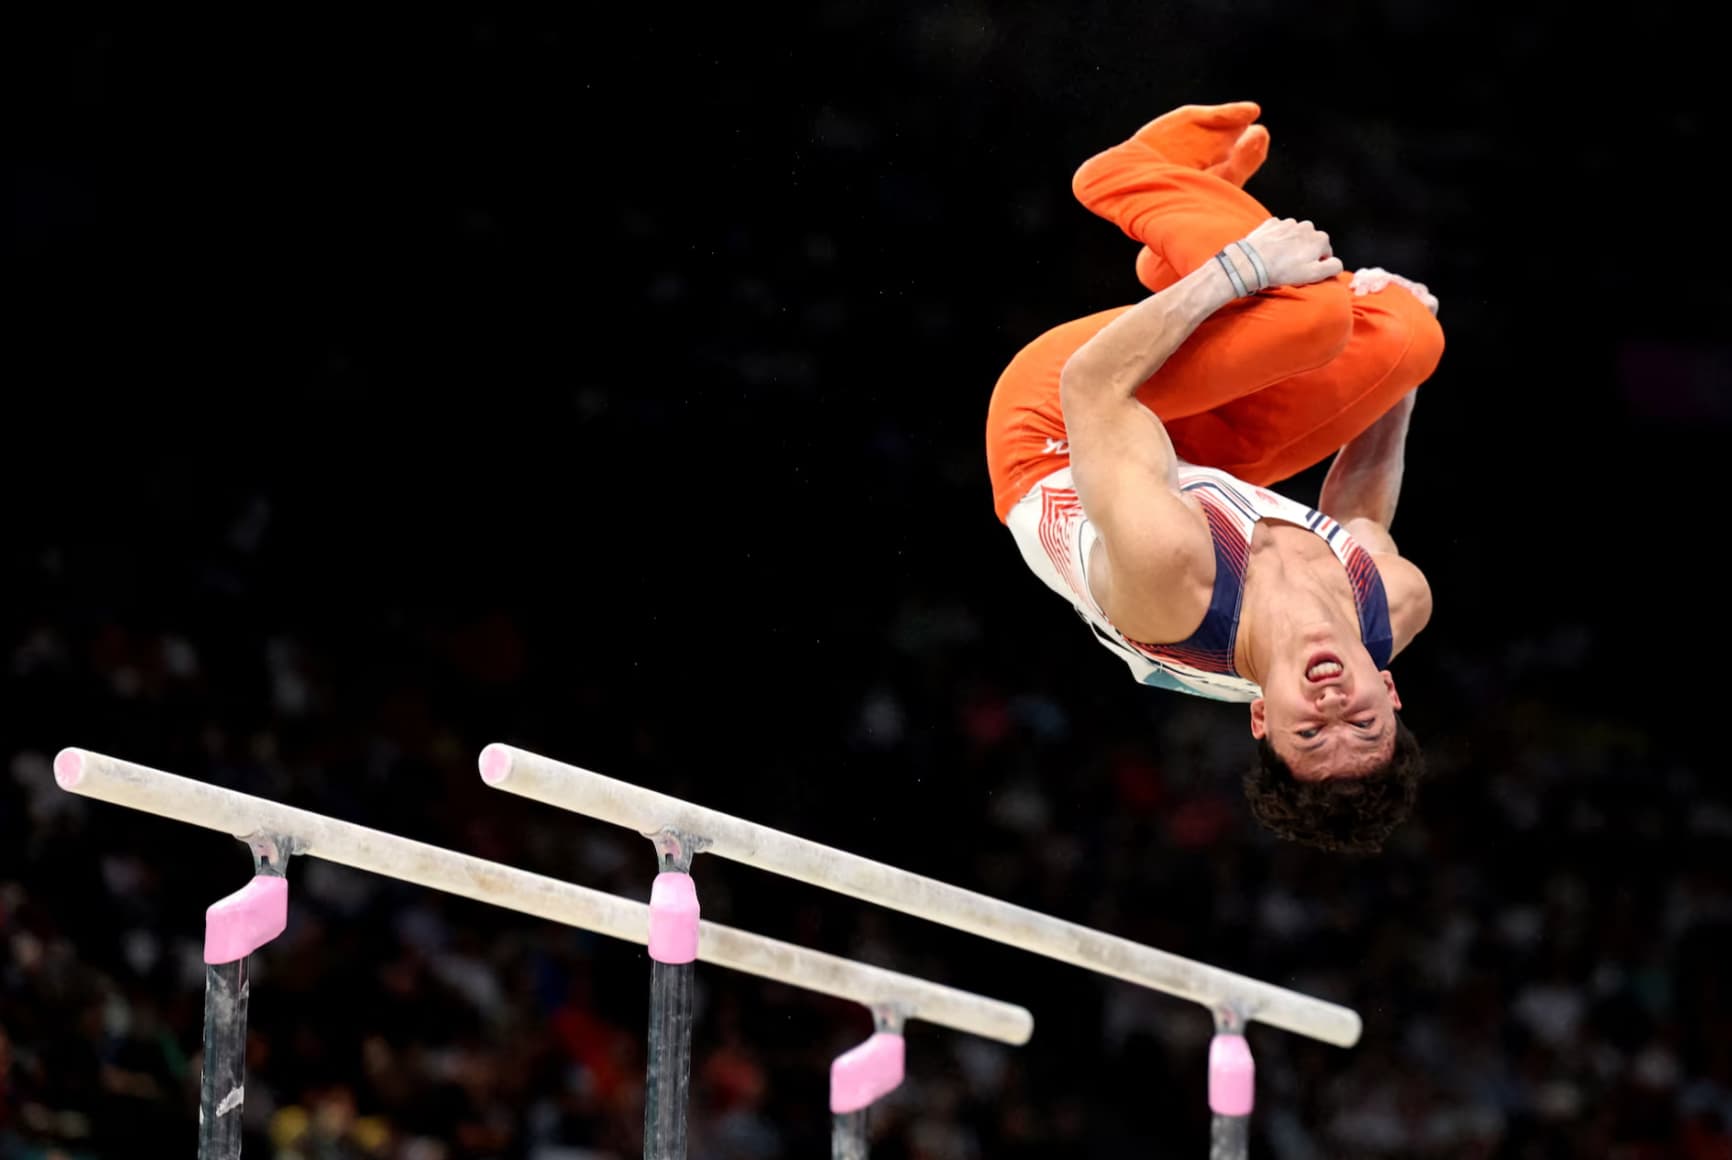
[985,102,1443,853]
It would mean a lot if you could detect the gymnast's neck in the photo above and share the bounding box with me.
[1233,521,1363,684]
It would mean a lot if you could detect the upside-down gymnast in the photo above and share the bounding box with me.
[985,102,1444,854]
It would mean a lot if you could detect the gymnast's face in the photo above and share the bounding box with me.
[1248,641,1401,781]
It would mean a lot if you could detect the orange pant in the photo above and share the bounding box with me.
[986,110,1444,522]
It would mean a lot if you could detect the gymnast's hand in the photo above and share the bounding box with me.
[1351,266,1440,316]
[1235,217,1344,289]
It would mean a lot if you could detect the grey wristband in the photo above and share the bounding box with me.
[1214,250,1250,297]
[1233,240,1270,292]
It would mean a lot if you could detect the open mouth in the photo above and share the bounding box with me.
[1305,653,1343,683]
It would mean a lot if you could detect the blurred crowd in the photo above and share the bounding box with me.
[4,560,1729,1158]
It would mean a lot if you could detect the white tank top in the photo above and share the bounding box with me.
[1006,463,1393,702]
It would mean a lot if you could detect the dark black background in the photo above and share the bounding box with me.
[6,3,1729,1157]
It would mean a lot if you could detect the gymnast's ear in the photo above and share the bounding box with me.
[1380,672,1403,710]
[1248,698,1268,739]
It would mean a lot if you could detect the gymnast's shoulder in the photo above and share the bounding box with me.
[1339,516,1431,655]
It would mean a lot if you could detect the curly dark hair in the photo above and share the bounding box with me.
[1242,715,1426,854]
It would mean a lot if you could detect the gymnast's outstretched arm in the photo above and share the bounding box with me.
[1315,269,1438,655]
[1315,269,1441,553]
[1316,391,1416,554]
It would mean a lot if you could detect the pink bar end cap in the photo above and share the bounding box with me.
[54,749,85,790]
[647,871,700,964]
[204,875,290,964]
[478,743,513,786]
[830,1032,906,1114]
[1209,1033,1255,1116]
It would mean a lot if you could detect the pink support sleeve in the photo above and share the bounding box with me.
[1209,1032,1255,1116]
[830,1032,906,1114]
[204,874,290,965]
[647,871,700,964]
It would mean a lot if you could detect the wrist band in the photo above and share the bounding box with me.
[1233,240,1270,292]
[1214,250,1250,297]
